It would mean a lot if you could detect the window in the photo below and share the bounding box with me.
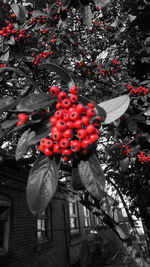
[0,194,10,254]
[83,206,91,227]
[37,206,51,243]
[69,199,80,234]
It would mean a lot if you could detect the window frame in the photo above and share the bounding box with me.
[36,205,52,245]
[68,198,80,235]
[83,206,91,227]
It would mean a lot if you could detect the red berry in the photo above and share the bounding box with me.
[44,148,53,156]
[63,113,70,121]
[70,94,78,103]
[62,156,68,161]
[18,113,29,122]
[86,108,96,117]
[76,104,86,114]
[54,110,64,119]
[40,138,47,146]
[62,98,71,109]
[77,129,88,139]
[17,121,24,126]
[55,120,67,131]
[38,144,45,152]
[93,121,100,128]
[63,129,73,139]
[52,131,63,141]
[90,134,99,143]
[51,126,58,133]
[62,149,72,156]
[45,138,54,148]
[88,103,95,109]
[95,128,100,135]
[49,86,60,95]
[69,86,79,95]
[60,138,70,149]
[70,140,81,152]
[66,121,75,129]
[81,139,92,149]
[50,116,57,125]
[56,102,63,109]
[70,111,80,121]
[86,124,95,134]
[81,116,90,126]
[53,144,62,153]
[58,91,68,101]
[74,120,83,129]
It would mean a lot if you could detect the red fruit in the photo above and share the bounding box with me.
[90,134,99,143]
[66,121,75,129]
[40,138,47,146]
[95,128,100,135]
[69,86,79,95]
[38,144,45,152]
[88,103,95,109]
[62,149,72,156]
[60,138,70,149]
[74,120,83,129]
[52,131,63,141]
[63,129,73,139]
[51,126,58,132]
[53,144,62,153]
[17,121,24,126]
[93,121,100,128]
[49,85,60,95]
[56,102,63,109]
[58,91,68,101]
[69,111,80,121]
[81,116,90,126]
[55,120,67,131]
[54,110,64,119]
[45,138,54,148]
[97,116,102,121]
[70,94,78,103]
[18,113,29,122]
[62,98,71,109]
[76,104,86,114]
[62,156,68,161]
[68,107,76,114]
[86,108,96,117]
[70,140,81,152]
[77,129,88,139]
[86,124,95,134]
[81,139,92,149]
[44,148,53,156]
[63,113,70,121]
[50,116,57,125]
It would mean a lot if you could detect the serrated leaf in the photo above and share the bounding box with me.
[78,154,105,200]
[40,63,75,88]
[15,129,32,160]
[0,97,16,115]
[27,156,59,215]
[99,94,130,124]
[17,93,56,112]
[11,3,27,24]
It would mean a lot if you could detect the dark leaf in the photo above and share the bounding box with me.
[1,119,18,129]
[78,154,105,200]
[72,166,85,190]
[95,104,107,122]
[28,121,52,145]
[40,63,75,88]
[11,3,27,24]
[17,93,56,112]
[27,156,60,215]
[0,97,16,115]
[15,129,33,160]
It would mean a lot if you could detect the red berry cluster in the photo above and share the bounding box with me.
[121,145,131,157]
[38,86,101,160]
[17,113,29,126]
[0,64,8,68]
[127,85,149,95]
[0,23,31,40]
[137,151,150,164]
[28,16,48,25]
[32,51,54,65]
[111,59,120,65]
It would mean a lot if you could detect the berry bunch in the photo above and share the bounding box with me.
[17,113,29,126]
[137,151,150,164]
[127,85,149,96]
[38,86,101,160]
[0,23,31,40]
[0,64,8,68]
[121,145,131,157]
[32,51,54,65]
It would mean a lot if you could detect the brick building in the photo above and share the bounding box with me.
[0,165,126,267]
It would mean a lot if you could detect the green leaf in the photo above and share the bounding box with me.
[17,93,56,112]
[78,154,105,200]
[99,94,130,124]
[27,156,59,215]
[39,63,75,88]
[11,3,27,24]
[15,129,33,160]
[0,97,16,115]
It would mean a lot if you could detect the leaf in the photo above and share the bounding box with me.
[120,158,129,173]
[82,5,93,30]
[78,154,105,200]
[0,97,16,115]
[15,129,33,160]
[144,109,150,116]
[31,10,48,19]
[72,166,85,190]
[0,49,9,62]
[17,93,56,112]
[99,94,130,124]
[28,121,52,145]
[27,156,59,215]
[11,3,27,24]
[1,119,18,129]
[39,63,75,88]
[5,36,15,46]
